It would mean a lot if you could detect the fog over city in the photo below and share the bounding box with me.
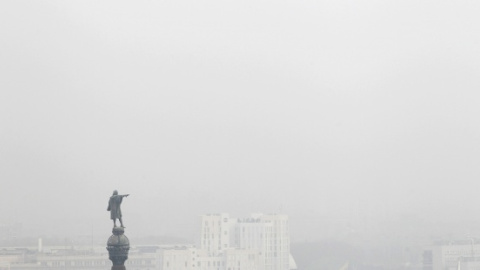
[1,0,480,247]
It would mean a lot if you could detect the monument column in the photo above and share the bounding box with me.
[107,227,130,270]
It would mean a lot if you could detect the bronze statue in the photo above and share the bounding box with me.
[107,190,129,228]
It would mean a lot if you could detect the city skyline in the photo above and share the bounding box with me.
[2,0,480,264]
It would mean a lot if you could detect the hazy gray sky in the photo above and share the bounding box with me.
[1,0,480,241]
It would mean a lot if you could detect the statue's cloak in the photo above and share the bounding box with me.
[107,195,123,220]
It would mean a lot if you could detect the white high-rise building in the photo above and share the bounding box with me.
[235,214,290,270]
[160,213,296,270]
[199,213,234,255]
[259,214,290,270]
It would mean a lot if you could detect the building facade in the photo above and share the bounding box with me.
[424,240,480,270]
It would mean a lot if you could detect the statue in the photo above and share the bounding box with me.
[107,190,129,228]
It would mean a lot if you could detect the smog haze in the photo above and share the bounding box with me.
[1,0,480,244]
